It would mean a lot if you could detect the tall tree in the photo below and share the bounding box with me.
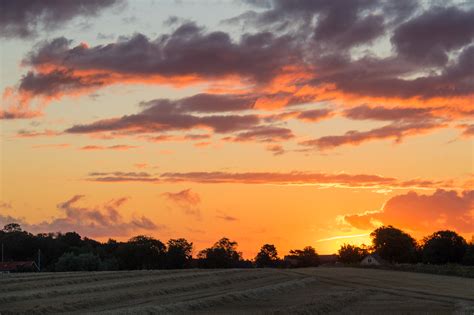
[371,226,416,263]
[166,238,193,269]
[422,230,467,264]
[117,236,166,270]
[255,244,279,267]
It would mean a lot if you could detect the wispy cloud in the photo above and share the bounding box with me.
[0,195,162,238]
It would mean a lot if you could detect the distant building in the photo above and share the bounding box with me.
[360,254,386,266]
[0,261,40,273]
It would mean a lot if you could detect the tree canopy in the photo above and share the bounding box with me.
[287,246,320,267]
[337,244,368,264]
[255,244,280,268]
[422,230,467,264]
[371,225,417,263]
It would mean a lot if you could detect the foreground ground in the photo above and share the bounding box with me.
[0,267,473,314]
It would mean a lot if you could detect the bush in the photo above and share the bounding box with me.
[55,252,101,271]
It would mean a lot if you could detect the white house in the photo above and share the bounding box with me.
[360,254,385,266]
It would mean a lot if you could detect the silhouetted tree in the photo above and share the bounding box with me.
[58,232,82,248]
[166,238,193,269]
[371,226,416,263]
[198,237,243,268]
[422,230,467,264]
[255,244,280,267]
[117,236,166,270]
[0,227,36,261]
[3,223,22,233]
[287,246,320,267]
[337,244,369,264]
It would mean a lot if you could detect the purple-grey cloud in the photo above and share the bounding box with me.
[0,0,123,38]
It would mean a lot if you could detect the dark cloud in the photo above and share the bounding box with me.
[343,105,435,121]
[300,120,443,150]
[139,93,257,113]
[311,44,474,99]
[345,189,474,233]
[296,109,333,122]
[0,195,161,238]
[264,108,333,123]
[87,172,160,183]
[24,23,298,83]
[392,6,474,66]
[313,5,385,49]
[0,0,123,38]
[19,69,106,97]
[241,0,417,48]
[64,94,262,135]
[223,126,294,142]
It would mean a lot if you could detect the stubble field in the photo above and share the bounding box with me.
[0,267,473,314]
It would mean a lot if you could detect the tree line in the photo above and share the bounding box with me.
[337,226,474,265]
[0,223,319,271]
[0,223,472,272]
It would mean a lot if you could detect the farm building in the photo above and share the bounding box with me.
[0,261,40,273]
[360,254,386,266]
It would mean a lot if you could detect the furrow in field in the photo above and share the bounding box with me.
[102,275,316,314]
[0,269,249,302]
[0,269,231,294]
[0,269,201,289]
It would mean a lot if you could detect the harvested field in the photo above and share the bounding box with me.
[0,267,472,314]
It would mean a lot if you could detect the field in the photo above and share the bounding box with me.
[0,267,473,314]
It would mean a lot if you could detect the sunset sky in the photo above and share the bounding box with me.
[0,0,473,257]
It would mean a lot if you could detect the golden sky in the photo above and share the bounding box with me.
[1,0,473,257]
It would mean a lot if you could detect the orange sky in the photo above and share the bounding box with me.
[1,0,473,258]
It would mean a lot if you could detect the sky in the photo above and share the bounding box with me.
[0,0,473,257]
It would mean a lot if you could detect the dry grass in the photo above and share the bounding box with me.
[0,267,472,314]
